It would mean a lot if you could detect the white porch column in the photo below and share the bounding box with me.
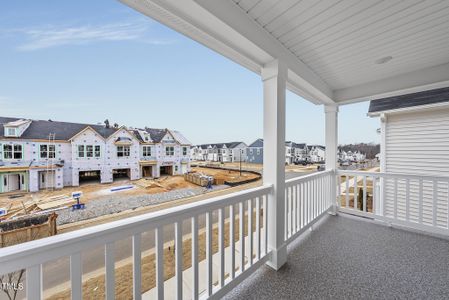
[325,105,339,214]
[262,59,287,270]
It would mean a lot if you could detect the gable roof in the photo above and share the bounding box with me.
[286,141,306,149]
[308,145,325,150]
[145,128,167,143]
[248,139,264,148]
[224,142,246,149]
[249,139,307,149]
[4,119,30,127]
[0,116,192,146]
[0,117,118,140]
[195,142,245,149]
[171,130,192,145]
[130,128,166,143]
[368,87,449,115]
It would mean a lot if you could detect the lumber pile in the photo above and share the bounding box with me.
[1,194,74,221]
[134,179,166,190]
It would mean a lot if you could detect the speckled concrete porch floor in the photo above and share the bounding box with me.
[224,214,449,300]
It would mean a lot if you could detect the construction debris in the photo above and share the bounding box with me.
[184,172,213,187]
[0,193,74,221]
[0,213,58,248]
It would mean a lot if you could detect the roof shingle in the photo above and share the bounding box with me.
[368,87,449,114]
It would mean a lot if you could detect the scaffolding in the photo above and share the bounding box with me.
[46,133,56,191]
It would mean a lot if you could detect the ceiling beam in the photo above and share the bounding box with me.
[120,0,268,74]
[334,63,449,104]
[193,0,334,104]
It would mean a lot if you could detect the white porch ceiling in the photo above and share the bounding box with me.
[121,0,449,105]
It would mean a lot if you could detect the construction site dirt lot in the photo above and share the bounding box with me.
[0,176,200,221]
[0,168,265,232]
[190,166,260,183]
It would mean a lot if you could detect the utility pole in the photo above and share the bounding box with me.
[239,149,243,176]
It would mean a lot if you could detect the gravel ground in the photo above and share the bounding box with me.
[57,185,228,225]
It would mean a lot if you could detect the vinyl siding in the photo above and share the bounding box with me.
[385,108,449,176]
[383,107,449,228]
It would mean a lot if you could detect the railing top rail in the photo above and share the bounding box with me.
[285,169,334,186]
[337,170,449,182]
[0,184,272,275]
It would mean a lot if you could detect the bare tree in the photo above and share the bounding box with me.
[0,270,24,300]
[339,143,380,159]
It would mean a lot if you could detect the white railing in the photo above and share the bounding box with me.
[284,170,334,244]
[0,185,272,300]
[337,170,449,236]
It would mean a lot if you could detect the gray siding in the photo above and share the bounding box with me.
[246,147,263,164]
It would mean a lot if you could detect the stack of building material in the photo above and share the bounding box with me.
[1,194,74,221]
[184,172,213,187]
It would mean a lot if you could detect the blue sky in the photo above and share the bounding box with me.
[0,1,379,145]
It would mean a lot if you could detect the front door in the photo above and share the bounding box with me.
[142,166,153,178]
[5,174,21,192]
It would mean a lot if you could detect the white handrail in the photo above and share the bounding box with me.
[284,170,334,243]
[337,170,449,237]
[337,170,449,182]
[285,169,333,186]
[0,184,272,275]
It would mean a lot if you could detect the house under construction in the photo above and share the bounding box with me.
[0,117,191,194]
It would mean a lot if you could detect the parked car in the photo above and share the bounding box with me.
[340,160,350,167]
[294,159,308,166]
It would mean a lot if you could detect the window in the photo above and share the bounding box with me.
[249,149,253,155]
[78,145,85,158]
[166,146,174,156]
[95,145,101,157]
[86,145,94,158]
[117,146,130,157]
[3,144,22,159]
[143,146,152,157]
[40,144,56,159]
[182,147,188,156]
[5,128,17,137]
[257,148,261,155]
[78,145,100,158]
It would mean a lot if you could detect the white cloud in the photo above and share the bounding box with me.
[14,22,175,51]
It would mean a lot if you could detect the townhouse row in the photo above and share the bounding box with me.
[0,117,191,193]
[190,139,329,164]
[244,139,326,164]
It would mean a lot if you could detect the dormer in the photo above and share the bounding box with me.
[4,119,31,137]
[114,137,133,146]
[142,131,152,143]
[161,131,176,144]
